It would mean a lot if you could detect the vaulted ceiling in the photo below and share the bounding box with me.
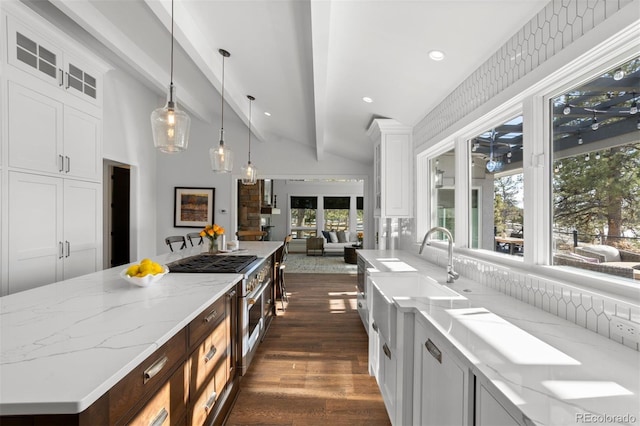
[48,0,551,165]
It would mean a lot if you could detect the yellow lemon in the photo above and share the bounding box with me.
[151,263,163,274]
[140,258,152,265]
[138,263,154,277]
[126,265,139,277]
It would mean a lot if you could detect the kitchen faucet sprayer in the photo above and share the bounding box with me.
[419,227,459,283]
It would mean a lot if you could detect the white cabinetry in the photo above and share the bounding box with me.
[2,3,106,295]
[476,381,521,426]
[367,119,412,218]
[8,78,101,181]
[413,314,471,426]
[8,172,100,294]
[7,15,102,106]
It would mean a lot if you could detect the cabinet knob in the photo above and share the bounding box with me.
[149,407,168,426]
[425,339,442,364]
[143,355,168,383]
[204,346,217,363]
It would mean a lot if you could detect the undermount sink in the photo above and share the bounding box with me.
[371,275,468,345]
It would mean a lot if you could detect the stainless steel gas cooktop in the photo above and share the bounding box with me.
[166,254,258,273]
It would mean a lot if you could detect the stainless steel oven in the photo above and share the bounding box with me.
[166,253,273,375]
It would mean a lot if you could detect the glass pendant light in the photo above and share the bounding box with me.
[211,49,234,173]
[150,0,190,153]
[241,95,257,185]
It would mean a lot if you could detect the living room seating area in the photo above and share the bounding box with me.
[306,230,360,256]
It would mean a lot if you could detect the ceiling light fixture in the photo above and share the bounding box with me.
[613,68,625,80]
[362,96,373,103]
[264,111,271,117]
[429,50,445,61]
[150,0,190,153]
[434,160,444,188]
[591,112,599,131]
[630,94,638,115]
[563,104,571,115]
[241,95,257,185]
[211,49,233,173]
[577,132,583,145]
[585,153,590,161]
[595,152,601,160]
[472,140,479,152]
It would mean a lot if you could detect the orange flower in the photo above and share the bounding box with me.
[201,224,225,241]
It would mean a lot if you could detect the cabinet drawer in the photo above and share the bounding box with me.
[189,297,226,348]
[124,363,188,426]
[110,329,187,423]
[188,361,227,426]
[189,317,229,396]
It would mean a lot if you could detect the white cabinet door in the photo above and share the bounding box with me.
[8,81,63,174]
[63,179,100,280]
[8,172,63,293]
[378,336,396,423]
[368,119,412,218]
[414,317,469,426]
[63,53,101,106]
[476,383,520,426]
[7,17,63,86]
[63,105,100,180]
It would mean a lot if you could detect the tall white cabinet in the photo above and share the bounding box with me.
[367,119,413,218]
[1,3,107,295]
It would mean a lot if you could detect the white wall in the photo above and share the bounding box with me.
[102,69,159,260]
[155,104,371,254]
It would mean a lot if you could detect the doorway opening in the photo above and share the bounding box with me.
[104,161,130,268]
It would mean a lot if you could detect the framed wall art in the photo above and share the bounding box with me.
[174,187,215,227]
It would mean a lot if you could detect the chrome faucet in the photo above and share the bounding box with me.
[419,227,459,283]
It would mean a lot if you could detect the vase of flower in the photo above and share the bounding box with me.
[201,224,225,255]
[208,238,218,254]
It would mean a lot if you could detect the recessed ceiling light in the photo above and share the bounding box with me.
[264,111,271,117]
[362,97,373,103]
[429,50,445,61]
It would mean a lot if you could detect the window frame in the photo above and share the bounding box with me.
[415,40,640,298]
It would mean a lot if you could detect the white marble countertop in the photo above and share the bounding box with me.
[0,241,282,416]
[362,250,640,426]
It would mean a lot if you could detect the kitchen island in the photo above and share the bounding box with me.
[359,249,640,426]
[0,241,282,425]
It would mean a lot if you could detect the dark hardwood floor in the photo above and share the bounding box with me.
[225,273,390,426]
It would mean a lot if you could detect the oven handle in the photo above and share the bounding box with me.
[246,277,272,301]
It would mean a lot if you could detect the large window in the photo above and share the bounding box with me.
[551,57,640,280]
[323,196,350,231]
[433,150,456,240]
[469,116,524,256]
[290,196,317,239]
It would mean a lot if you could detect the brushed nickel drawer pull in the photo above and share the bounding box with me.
[382,343,391,359]
[143,355,168,383]
[425,339,442,364]
[204,346,217,363]
[372,322,378,332]
[204,390,217,412]
[204,309,218,323]
[149,407,168,426]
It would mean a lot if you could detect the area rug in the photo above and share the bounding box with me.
[284,253,357,274]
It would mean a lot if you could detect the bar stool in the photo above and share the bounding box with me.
[276,235,292,311]
[186,232,203,246]
[165,236,187,252]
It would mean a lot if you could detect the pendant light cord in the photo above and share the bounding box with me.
[170,0,174,85]
[220,54,225,135]
[248,97,252,163]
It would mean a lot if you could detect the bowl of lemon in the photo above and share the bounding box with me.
[120,258,169,287]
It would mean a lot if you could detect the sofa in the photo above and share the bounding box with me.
[306,230,360,256]
[553,245,640,279]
